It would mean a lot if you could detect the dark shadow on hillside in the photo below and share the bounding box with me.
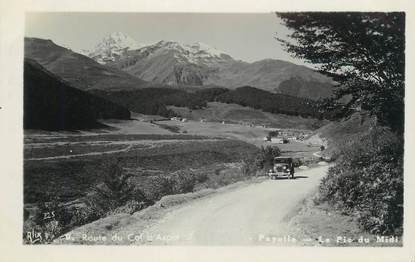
[24,58,131,131]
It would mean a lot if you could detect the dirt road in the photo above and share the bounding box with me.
[137,166,328,245]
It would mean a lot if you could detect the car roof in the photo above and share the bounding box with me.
[274,157,293,160]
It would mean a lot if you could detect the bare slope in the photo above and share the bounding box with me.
[24,37,147,91]
[206,59,334,100]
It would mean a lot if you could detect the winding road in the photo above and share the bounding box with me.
[137,165,328,245]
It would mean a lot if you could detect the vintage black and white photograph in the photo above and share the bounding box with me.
[21,11,405,246]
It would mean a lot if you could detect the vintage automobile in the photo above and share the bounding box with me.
[267,156,295,179]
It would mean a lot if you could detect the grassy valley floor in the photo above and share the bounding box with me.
[168,102,328,130]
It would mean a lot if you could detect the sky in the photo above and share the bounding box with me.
[25,12,308,65]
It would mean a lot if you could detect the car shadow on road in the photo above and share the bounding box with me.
[293,175,308,179]
[270,176,308,180]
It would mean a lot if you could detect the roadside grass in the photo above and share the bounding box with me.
[24,139,257,204]
[290,117,403,242]
[317,127,403,236]
[287,192,402,247]
[23,136,260,243]
[57,177,267,245]
[24,162,260,244]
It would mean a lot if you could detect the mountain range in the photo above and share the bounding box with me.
[75,32,334,100]
[25,34,335,100]
[23,34,338,130]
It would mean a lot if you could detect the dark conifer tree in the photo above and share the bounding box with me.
[276,12,405,134]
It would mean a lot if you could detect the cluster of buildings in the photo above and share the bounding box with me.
[170,117,188,122]
[264,129,312,143]
[168,117,310,143]
[281,129,311,140]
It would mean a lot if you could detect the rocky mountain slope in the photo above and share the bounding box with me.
[110,40,234,86]
[83,35,336,100]
[24,37,147,92]
[26,35,335,100]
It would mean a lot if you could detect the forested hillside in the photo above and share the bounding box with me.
[215,86,322,119]
[24,59,131,130]
[92,86,329,120]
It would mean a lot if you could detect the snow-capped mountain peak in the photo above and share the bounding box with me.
[83,34,233,66]
[189,41,226,57]
[140,40,232,65]
[152,40,227,57]
[99,32,142,50]
[84,32,143,64]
